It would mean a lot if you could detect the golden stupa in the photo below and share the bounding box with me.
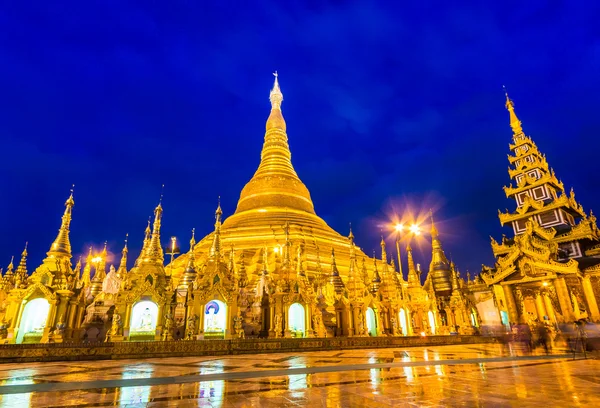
[169,74,375,283]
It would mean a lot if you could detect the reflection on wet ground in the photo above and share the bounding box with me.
[0,343,597,407]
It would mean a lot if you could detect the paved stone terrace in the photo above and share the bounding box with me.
[0,343,598,407]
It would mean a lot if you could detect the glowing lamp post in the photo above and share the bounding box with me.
[393,222,422,280]
[165,236,180,276]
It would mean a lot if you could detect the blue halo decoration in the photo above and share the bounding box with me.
[205,301,220,315]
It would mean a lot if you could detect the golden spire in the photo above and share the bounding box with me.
[451,262,459,291]
[4,256,14,278]
[15,242,29,284]
[370,256,381,295]
[47,186,75,259]
[406,244,420,287]
[81,246,92,287]
[73,256,82,285]
[235,73,315,215]
[117,234,129,278]
[329,248,344,294]
[94,242,108,281]
[504,87,523,136]
[189,227,196,251]
[380,235,387,262]
[209,198,222,258]
[429,210,449,268]
[146,197,165,263]
[180,229,197,289]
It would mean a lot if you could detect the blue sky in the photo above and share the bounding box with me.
[1,1,599,275]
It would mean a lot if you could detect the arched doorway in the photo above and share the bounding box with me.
[366,307,377,336]
[398,309,408,336]
[288,303,305,338]
[428,310,436,335]
[130,300,159,340]
[204,300,227,339]
[16,298,50,344]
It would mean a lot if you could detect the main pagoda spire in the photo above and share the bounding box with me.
[235,73,315,214]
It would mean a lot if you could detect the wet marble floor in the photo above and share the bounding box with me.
[0,343,598,407]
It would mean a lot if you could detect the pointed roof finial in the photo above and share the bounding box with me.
[190,227,196,250]
[503,86,523,136]
[47,187,76,259]
[430,209,439,238]
[216,196,223,221]
[270,71,283,110]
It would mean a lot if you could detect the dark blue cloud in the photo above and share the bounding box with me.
[1,1,599,275]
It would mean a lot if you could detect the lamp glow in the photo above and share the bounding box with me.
[394,223,404,232]
[410,224,421,235]
[91,256,102,263]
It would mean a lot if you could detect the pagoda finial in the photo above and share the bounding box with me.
[81,246,93,287]
[5,256,14,276]
[270,71,283,110]
[406,244,419,286]
[380,235,387,262]
[348,223,354,243]
[210,199,223,258]
[15,242,28,284]
[148,197,164,261]
[503,86,524,136]
[117,234,129,277]
[189,227,196,250]
[430,209,438,239]
[47,186,75,259]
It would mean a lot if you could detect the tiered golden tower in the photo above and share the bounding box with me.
[482,91,600,326]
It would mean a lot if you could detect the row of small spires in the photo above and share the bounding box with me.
[1,192,482,296]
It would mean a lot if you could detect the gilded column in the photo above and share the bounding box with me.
[582,276,600,321]
[554,278,574,322]
[348,305,355,337]
[534,292,547,321]
[543,293,556,324]
[503,284,519,324]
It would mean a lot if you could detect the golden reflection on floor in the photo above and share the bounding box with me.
[0,344,598,407]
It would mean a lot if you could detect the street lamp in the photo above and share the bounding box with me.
[165,236,180,276]
[409,224,421,235]
[394,223,404,279]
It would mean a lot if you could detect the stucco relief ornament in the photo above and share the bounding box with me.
[390,316,398,335]
[274,313,282,338]
[110,313,122,335]
[186,314,198,340]
[162,314,174,341]
[233,313,245,339]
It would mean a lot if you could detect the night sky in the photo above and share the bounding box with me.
[1,1,599,276]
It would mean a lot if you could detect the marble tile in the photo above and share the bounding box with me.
[0,344,597,407]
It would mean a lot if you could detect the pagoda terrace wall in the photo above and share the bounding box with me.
[0,335,497,363]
